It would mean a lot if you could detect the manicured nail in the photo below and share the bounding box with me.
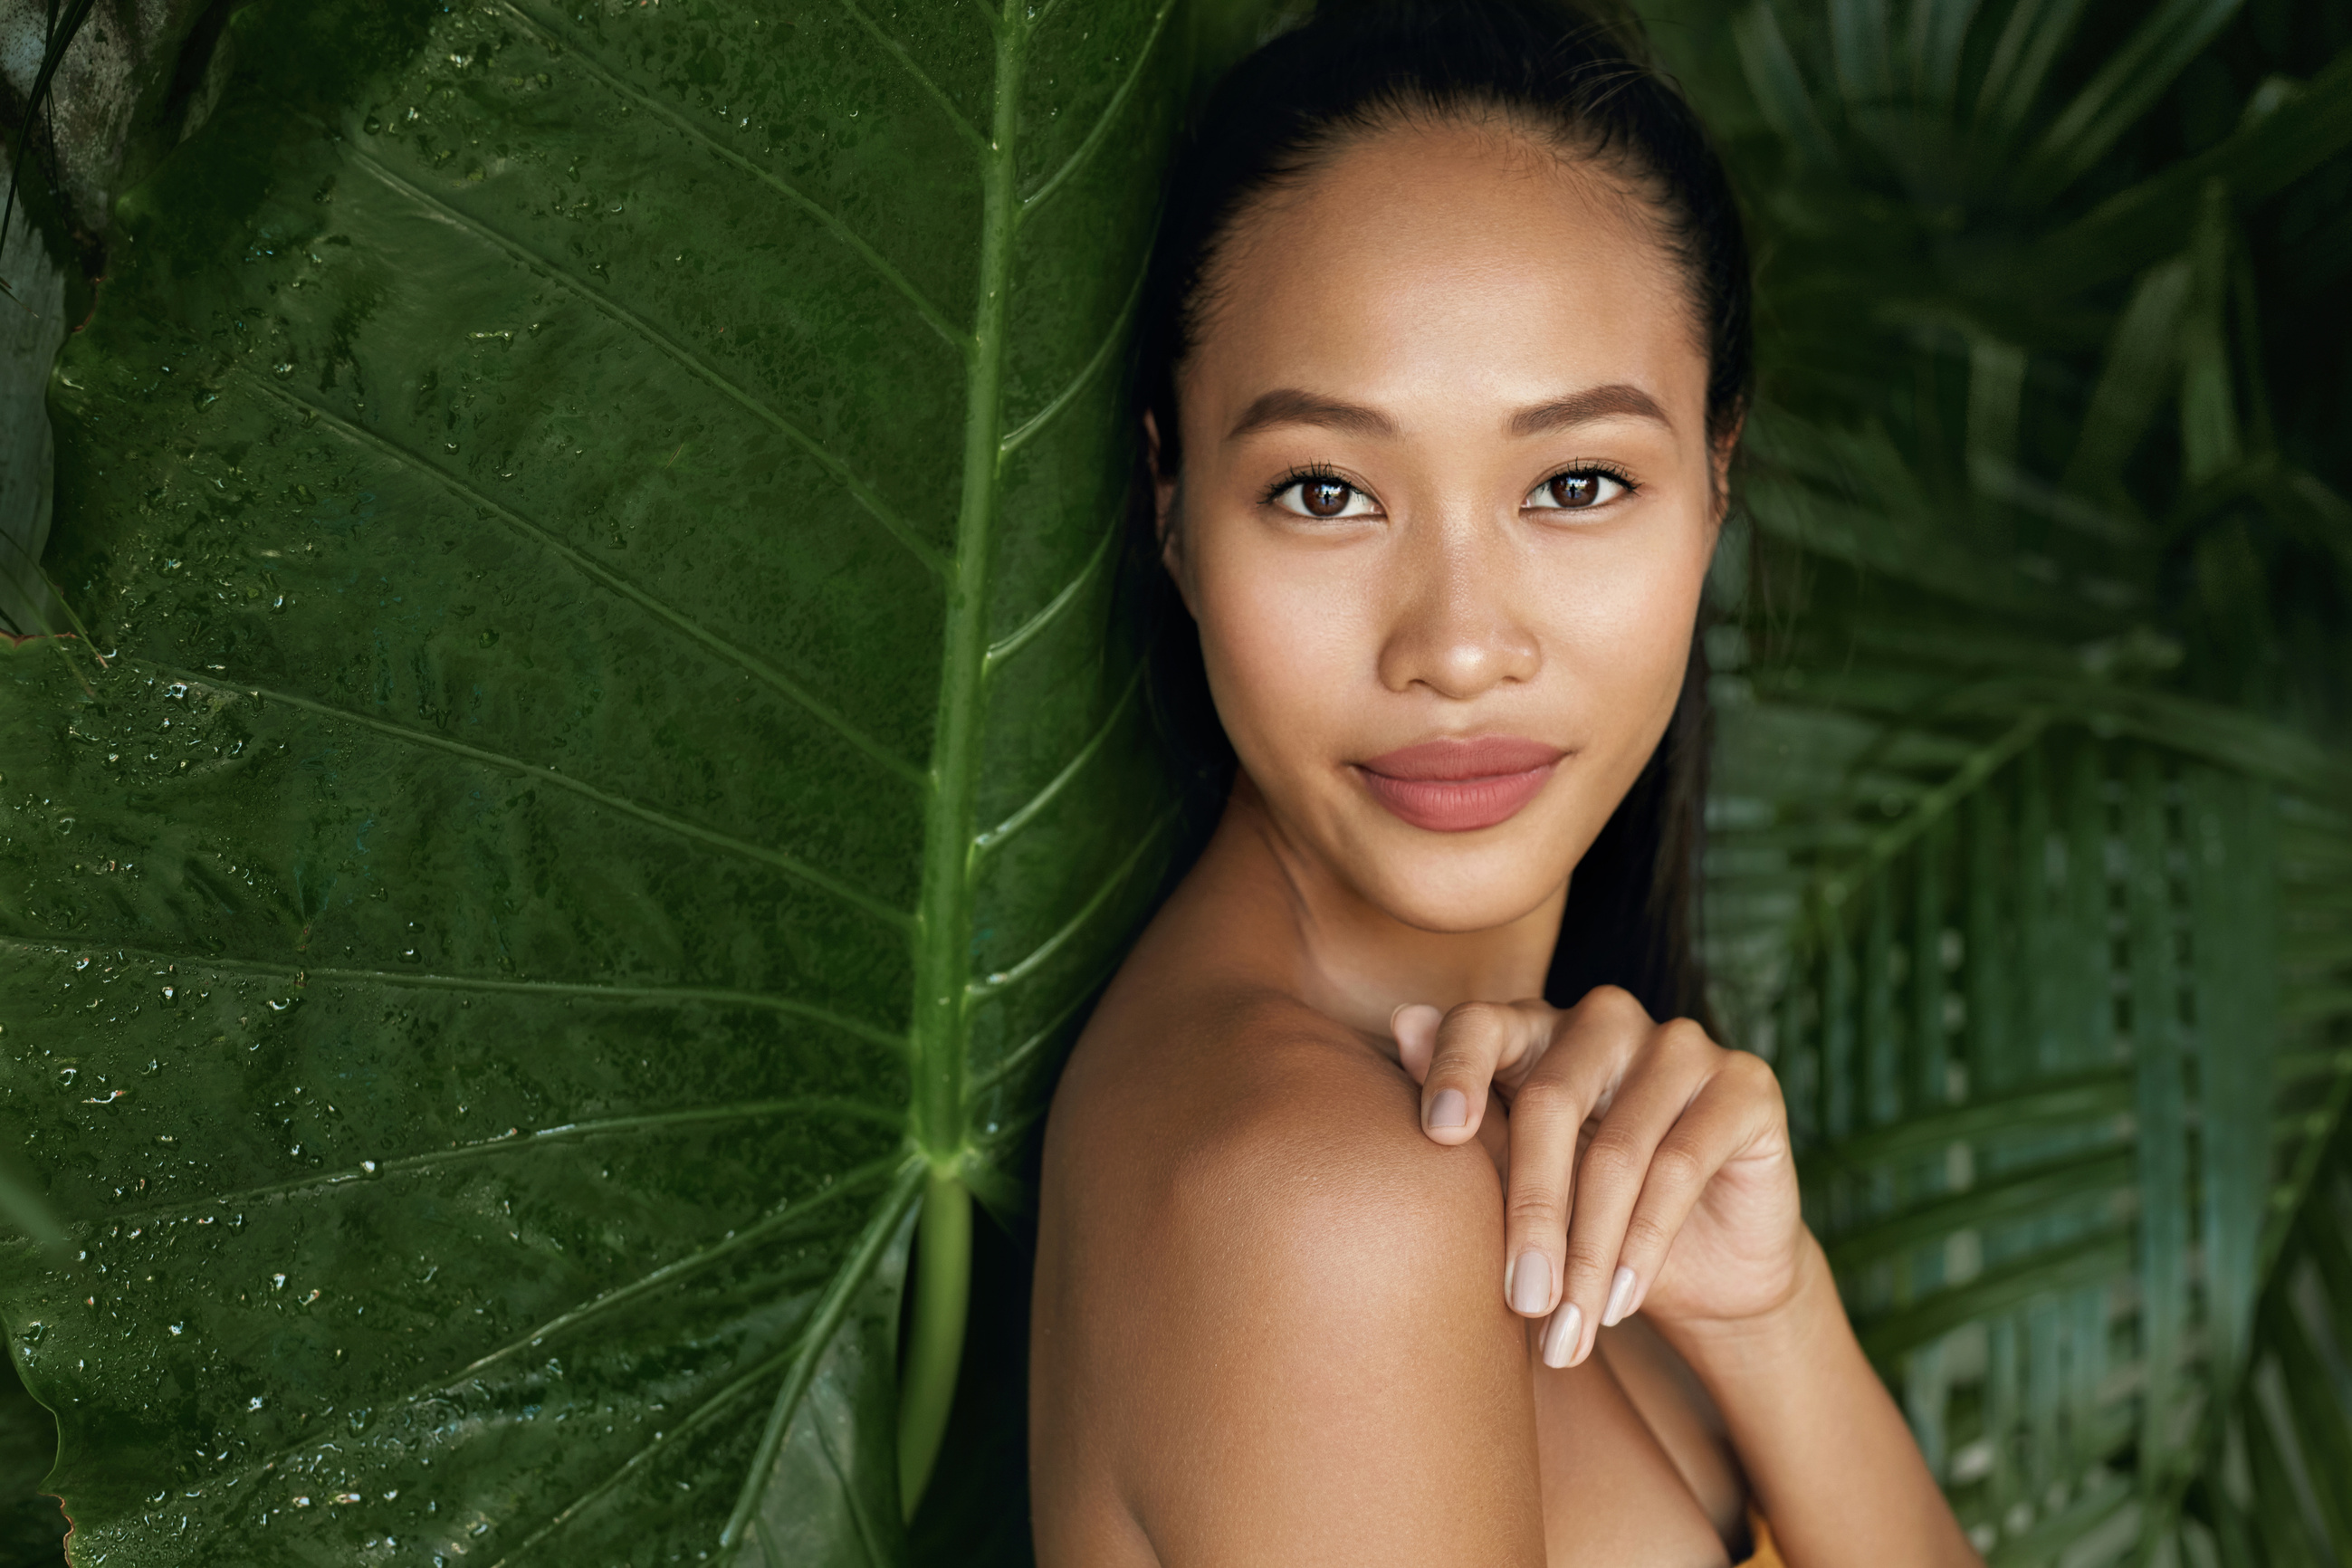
[1542,1302,1582,1368]
[1427,1088,1468,1130]
[1603,1265,1638,1327]
[1508,1250,1551,1315]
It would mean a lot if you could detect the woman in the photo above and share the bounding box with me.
[1030,4,1980,1563]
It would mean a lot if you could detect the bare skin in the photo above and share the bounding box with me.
[1030,117,1980,1567]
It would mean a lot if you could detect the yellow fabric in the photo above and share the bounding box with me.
[1735,1509,1785,1568]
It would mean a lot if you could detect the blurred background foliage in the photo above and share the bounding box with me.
[1644,0,2352,1558]
[2,0,2347,1563]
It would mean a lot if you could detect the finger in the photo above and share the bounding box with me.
[1609,1048,1782,1324]
[1545,1016,1719,1366]
[1496,988,1654,1319]
[1391,1004,1441,1085]
[1418,999,1551,1147]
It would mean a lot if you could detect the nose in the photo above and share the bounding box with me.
[1373,520,1541,700]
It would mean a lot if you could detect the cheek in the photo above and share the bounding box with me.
[1190,537,1372,766]
[1543,521,1711,730]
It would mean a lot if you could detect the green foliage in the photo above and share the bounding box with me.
[1649,0,2352,1557]
[4,0,2347,1563]
[0,0,1187,1561]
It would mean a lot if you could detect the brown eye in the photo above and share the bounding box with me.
[1273,475,1375,519]
[1302,479,1352,516]
[1525,469,1628,512]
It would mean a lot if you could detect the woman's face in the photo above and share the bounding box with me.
[1163,118,1723,935]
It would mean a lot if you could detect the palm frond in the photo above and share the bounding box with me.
[1649,0,2352,1554]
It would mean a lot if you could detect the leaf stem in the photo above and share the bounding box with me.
[896,1166,973,1519]
[898,0,1028,1520]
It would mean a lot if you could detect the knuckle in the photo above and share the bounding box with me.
[1723,1047,1782,1099]
[1658,1017,1718,1062]
[1446,999,1513,1031]
[1644,1140,1705,1193]
[1580,1125,1648,1181]
[1621,1210,1676,1259]
[1508,1077,1578,1124]
[1437,1001,1511,1056]
[1563,1237,1618,1285]
[1582,984,1649,1028]
[1506,1189,1564,1232]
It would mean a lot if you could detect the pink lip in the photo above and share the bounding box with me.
[1354,736,1568,833]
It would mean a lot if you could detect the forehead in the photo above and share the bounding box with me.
[1185,119,1705,430]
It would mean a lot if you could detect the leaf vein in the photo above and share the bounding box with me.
[975,663,1143,852]
[498,0,972,349]
[998,262,1145,454]
[1018,0,1179,217]
[346,147,947,576]
[194,1158,905,1513]
[0,932,905,1055]
[147,660,910,927]
[982,521,1117,672]
[239,372,925,786]
[841,0,990,158]
[969,806,1173,999]
[720,1163,926,1547]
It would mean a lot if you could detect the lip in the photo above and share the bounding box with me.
[1353,736,1568,833]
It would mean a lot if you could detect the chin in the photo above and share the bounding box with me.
[1348,827,1578,936]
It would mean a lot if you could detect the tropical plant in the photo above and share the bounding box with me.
[0,1,2345,1567]
[1647,0,2352,1558]
[0,0,1207,1560]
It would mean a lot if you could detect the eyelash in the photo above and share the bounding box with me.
[1258,463,1641,516]
[1526,463,1638,512]
[1260,464,1357,509]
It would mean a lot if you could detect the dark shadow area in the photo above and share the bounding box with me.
[907,1203,1036,1566]
[0,1355,62,1567]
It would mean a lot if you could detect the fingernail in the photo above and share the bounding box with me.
[1603,1265,1638,1327]
[1427,1088,1468,1130]
[1508,1250,1551,1315]
[1542,1302,1582,1368]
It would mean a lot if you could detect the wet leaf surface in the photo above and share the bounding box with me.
[0,0,1181,1560]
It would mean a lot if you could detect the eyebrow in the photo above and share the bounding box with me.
[1506,383,1672,436]
[1227,387,1399,442]
[1225,382,1672,443]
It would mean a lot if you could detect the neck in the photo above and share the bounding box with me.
[1187,773,1567,1043]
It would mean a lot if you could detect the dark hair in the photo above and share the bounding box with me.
[1131,0,1749,1027]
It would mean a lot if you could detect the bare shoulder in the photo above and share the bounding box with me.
[1033,982,1542,1567]
[1047,982,1501,1263]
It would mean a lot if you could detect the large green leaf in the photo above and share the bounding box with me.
[0,0,1185,1559]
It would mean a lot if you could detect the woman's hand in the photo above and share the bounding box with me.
[1391,986,1802,1369]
